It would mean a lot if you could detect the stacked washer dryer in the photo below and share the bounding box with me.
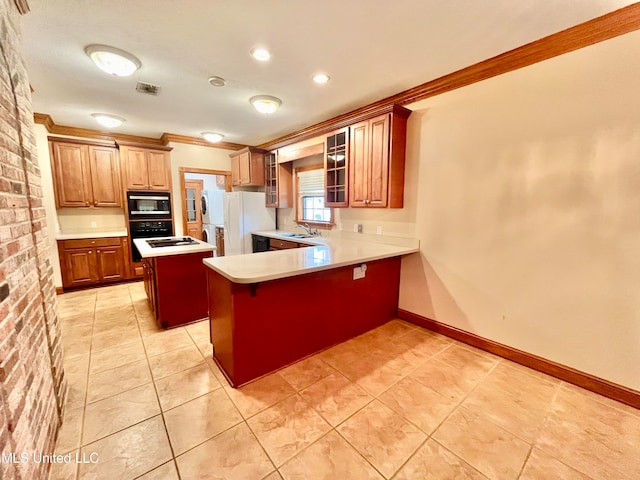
[200,189,224,253]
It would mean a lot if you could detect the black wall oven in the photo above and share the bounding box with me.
[129,220,174,262]
[127,191,171,220]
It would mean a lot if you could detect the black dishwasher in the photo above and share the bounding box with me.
[252,234,270,253]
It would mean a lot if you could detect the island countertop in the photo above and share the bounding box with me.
[134,236,215,258]
[203,235,418,284]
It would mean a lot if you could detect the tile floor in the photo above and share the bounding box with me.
[49,282,640,480]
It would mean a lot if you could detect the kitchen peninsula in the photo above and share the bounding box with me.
[134,236,215,329]
[203,233,418,386]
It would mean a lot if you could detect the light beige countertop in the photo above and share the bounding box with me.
[203,232,418,284]
[250,230,326,246]
[134,236,215,258]
[56,229,128,240]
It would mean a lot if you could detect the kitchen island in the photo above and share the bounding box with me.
[134,236,215,329]
[203,234,418,386]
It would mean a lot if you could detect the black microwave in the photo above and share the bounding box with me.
[127,191,171,219]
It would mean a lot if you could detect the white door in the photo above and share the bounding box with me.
[223,193,242,256]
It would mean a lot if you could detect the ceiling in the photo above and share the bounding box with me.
[21,0,636,146]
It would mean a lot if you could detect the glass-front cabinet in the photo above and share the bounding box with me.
[324,127,349,207]
[265,152,278,207]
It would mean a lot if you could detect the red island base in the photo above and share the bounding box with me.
[207,256,401,386]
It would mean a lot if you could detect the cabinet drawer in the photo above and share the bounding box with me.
[270,239,299,250]
[59,237,122,249]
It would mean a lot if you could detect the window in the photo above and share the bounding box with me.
[296,166,332,225]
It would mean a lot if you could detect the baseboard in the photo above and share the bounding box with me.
[55,287,63,295]
[397,309,640,410]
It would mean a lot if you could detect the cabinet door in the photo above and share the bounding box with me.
[89,146,122,207]
[238,151,251,185]
[324,129,349,207]
[231,156,241,186]
[348,121,369,207]
[96,245,126,282]
[51,142,92,207]
[366,114,390,207]
[147,150,171,190]
[122,147,150,190]
[61,248,99,287]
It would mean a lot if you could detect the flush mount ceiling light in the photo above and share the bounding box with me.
[202,132,224,143]
[250,95,282,114]
[91,113,125,128]
[250,47,271,62]
[312,73,331,84]
[85,44,141,76]
[208,76,226,87]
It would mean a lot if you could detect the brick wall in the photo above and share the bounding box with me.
[0,1,66,479]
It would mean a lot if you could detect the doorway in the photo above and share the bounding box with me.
[179,167,231,241]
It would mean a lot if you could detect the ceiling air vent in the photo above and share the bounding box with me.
[136,81,161,96]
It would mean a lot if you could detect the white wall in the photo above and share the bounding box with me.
[399,30,640,391]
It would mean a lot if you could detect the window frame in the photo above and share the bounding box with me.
[295,164,334,227]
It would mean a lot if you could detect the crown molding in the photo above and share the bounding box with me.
[33,113,247,150]
[258,3,640,151]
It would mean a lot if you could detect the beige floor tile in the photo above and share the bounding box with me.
[64,354,90,383]
[337,400,426,478]
[536,387,640,479]
[143,327,195,357]
[224,372,296,418]
[91,326,141,352]
[86,359,152,404]
[88,339,146,375]
[478,361,560,403]
[55,406,84,455]
[317,338,369,369]
[196,340,213,358]
[92,316,138,335]
[205,357,233,387]
[184,320,211,344]
[78,416,171,480]
[410,358,487,402]
[164,389,243,455]
[394,439,488,480]
[378,376,458,434]
[63,335,92,359]
[263,471,284,480]
[435,344,499,372]
[83,383,160,444]
[299,371,372,427]
[386,330,451,366]
[559,381,640,418]
[279,431,384,480]
[155,362,221,411]
[148,343,204,380]
[520,448,592,480]
[135,460,180,479]
[65,375,88,410]
[279,356,335,391]
[432,407,530,480]
[461,382,553,443]
[175,423,275,480]
[60,322,93,343]
[49,451,79,480]
[247,394,331,466]
[340,351,413,396]
[368,319,416,340]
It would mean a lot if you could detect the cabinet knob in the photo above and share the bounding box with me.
[85,201,89,206]
[91,241,95,244]
[94,201,98,206]
[97,250,101,253]
[88,251,92,254]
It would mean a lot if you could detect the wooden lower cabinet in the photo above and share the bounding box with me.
[269,238,301,251]
[58,237,129,289]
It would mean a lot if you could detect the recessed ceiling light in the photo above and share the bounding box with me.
[250,95,282,114]
[250,47,271,62]
[91,113,125,128]
[312,73,330,84]
[208,76,226,87]
[202,132,224,143]
[85,45,141,77]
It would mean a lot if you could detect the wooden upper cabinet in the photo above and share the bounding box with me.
[49,137,121,208]
[265,152,293,208]
[324,128,349,208]
[119,143,172,191]
[230,147,266,186]
[89,146,122,207]
[348,105,410,208]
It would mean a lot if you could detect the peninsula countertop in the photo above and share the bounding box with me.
[134,236,215,258]
[56,229,128,240]
[203,233,418,283]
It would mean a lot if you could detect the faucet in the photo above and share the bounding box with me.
[297,223,320,236]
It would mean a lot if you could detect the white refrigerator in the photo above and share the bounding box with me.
[223,192,276,256]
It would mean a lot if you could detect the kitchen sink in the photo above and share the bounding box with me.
[280,233,313,239]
